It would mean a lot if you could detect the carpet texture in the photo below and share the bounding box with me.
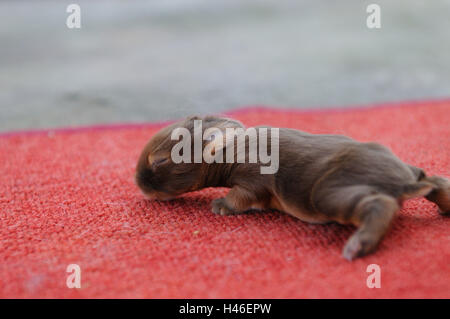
[0,100,449,298]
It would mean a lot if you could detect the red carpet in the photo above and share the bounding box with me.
[0,100,449,298]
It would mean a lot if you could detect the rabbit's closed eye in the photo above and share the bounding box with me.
[152,157,168,168]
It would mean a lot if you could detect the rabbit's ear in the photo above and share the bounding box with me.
[186,115,201,121]
[203,116,245,130]
[203,127,245,163]
[202,117,245,150]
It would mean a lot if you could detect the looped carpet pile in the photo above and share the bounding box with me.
[0,100,449,298]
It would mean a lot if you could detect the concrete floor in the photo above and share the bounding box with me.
[1,0,450,132]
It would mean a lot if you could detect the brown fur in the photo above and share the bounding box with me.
[136,116,449,260]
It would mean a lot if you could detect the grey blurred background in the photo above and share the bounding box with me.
[1,0,449,132]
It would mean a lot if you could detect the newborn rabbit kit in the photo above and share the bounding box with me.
[136,116,450,260]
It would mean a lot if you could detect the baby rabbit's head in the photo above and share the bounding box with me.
[135,116,243,200]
